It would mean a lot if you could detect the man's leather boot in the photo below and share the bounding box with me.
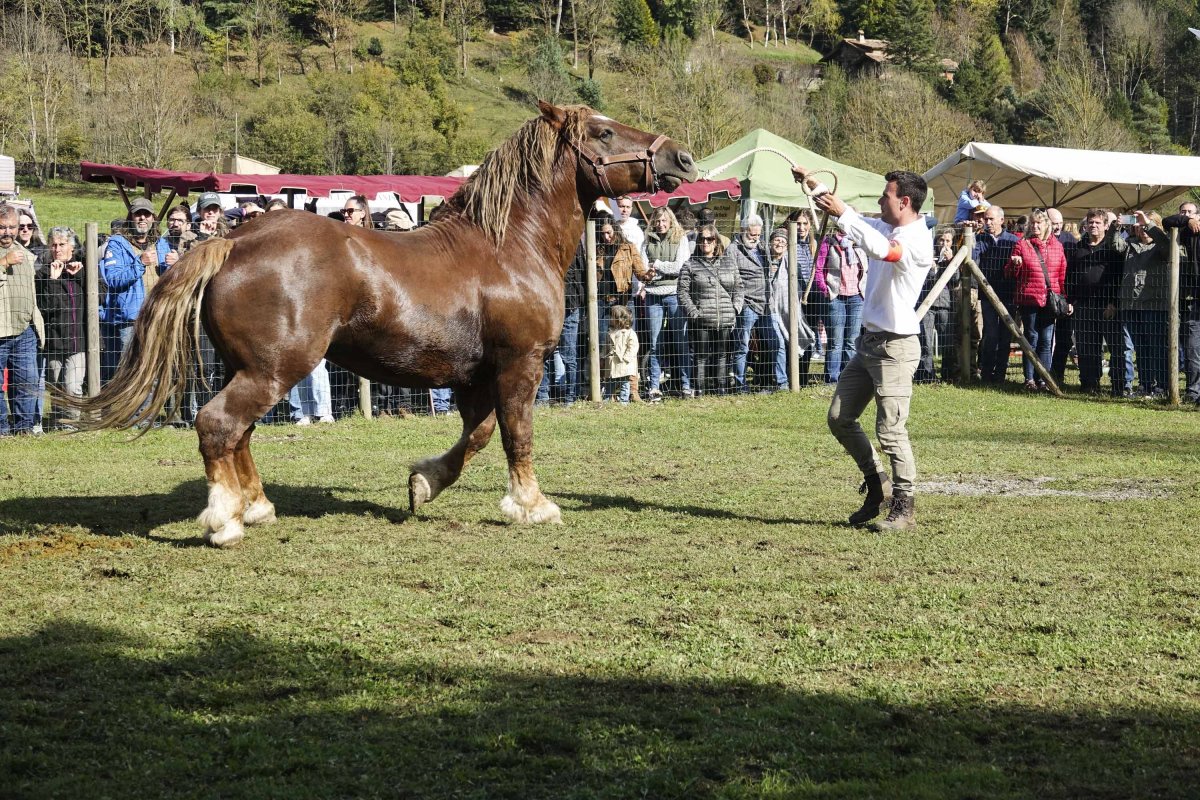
[872,494,917,532]
[848,471,892,526]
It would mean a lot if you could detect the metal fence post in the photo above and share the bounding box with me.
[586,219,600,403]
[1168,227,1181,405]
[85,222,101,397]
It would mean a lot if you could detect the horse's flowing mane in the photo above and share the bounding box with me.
[453,106,589,245]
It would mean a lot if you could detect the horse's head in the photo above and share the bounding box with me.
[539,101,698,198]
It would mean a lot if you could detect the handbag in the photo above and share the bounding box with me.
[1032,244,1069,320]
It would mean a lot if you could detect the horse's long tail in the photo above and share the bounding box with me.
[71,238,236,433]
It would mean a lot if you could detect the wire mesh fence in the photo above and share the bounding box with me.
[2,201,1191,434]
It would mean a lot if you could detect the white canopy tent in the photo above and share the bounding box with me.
[924,142,1200,221]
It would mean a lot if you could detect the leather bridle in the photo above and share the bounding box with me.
[569,133,669,198]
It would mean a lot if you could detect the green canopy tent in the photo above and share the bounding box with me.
[695,128,934,218]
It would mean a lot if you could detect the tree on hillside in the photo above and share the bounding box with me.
[691,0,725,40]
[448,0,486,74]
[839,71,985,173]
[792,0,839,47]
[1130,82,1179,153]
[614,0,659,47]
[570,0,611,75]
[314,0,363,70]
[844,0,894,37]
[526,33,576,104]
[235,0,289,84]
[884,0,934,69]
[947,32,1012,118]
[107,61,192,168]
[0,14,80,184]
[1021,56,1139,151]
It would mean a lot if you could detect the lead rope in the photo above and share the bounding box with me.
[701,147,840,302]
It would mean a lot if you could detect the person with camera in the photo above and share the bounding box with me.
[1004,209,1068,391]
[1067,209,1127,396]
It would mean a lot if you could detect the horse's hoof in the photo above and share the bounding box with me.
[409,473,432,512]
[500,495,563,524]
[204,519,245,548]
[243,499,276,526]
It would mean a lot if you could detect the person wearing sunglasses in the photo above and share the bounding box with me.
[16,213,46,260]
[677,224,742,396]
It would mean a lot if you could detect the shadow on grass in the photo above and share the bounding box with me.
[0,482,410,545]
[1,620,1196,799]
[557,491,831,527]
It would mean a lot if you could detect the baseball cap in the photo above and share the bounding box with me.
[384,208,415,231]
[129,198,155,216]
[197,192,222,210]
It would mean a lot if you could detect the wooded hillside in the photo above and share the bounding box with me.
[2,0,1198,183]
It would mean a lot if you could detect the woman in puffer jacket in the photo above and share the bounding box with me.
[1004,209,1067,391]
[678,223,743,396]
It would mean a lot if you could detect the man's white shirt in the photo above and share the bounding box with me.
[836,208,933,336]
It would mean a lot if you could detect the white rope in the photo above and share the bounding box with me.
[700,146,839,221]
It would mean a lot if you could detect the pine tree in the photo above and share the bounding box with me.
[884,0,934,69]
[614,0,660,47]
[1131,83,1177,153]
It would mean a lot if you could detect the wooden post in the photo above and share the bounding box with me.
[914,244,972,320]
[787,221,800,391]
[960,228,976,384]
[1168,227,1181,405]
[586,219,600,403]
[964,258,1063,397]
[85,223,101,397]
[359,376,371,418]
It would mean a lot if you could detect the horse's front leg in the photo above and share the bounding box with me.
[409,383,497,512]
[495,356,562,524]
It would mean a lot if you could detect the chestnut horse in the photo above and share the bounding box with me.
[75,102,697,546]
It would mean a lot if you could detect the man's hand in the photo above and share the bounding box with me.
[790,166,810,184]
[49,260,64,280]
[140,250,155,267]
[3,251,23,267]
[1188,217,1200,235]
[814,192,847,218]
[164,251,179,266]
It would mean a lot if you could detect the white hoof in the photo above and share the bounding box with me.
[500,494,563,524]
[242,499,276,526]
[409,472,432,512]
[204,518,245,548]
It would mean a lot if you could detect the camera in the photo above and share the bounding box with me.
[1118,214,1137,225]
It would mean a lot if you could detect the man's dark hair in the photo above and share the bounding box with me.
[885,170,927,213]
[674,207,697,229]
[697,207,717,224]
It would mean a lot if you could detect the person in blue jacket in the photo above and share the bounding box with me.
[100,197,176,383]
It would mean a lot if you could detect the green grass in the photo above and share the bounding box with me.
[2,387,1199,798]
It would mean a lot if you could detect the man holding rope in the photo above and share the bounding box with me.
[791,167,933,531]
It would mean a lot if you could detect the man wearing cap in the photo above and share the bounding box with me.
[99,197,175,382]
[0,204,45,434]
[189,192,229,249]
[239,201,266,223]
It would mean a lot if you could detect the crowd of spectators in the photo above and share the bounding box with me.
[1,184,1195,435]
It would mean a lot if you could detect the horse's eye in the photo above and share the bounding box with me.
[599,129,614,143]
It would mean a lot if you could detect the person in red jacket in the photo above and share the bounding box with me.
[1005,209,1069,391]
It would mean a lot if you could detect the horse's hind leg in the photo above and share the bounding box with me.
[410,384,497,512]
[195,373,281,547]
[234,426,276,526]
[495,359,561,524]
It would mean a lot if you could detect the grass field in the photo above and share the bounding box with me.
[2,386,1199,798]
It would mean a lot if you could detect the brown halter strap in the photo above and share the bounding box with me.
[570,134,669,198]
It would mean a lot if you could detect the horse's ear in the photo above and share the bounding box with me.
[537,100,568,130]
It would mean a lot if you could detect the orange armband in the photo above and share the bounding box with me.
[883,241,903,262]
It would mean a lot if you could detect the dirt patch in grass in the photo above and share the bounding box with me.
[918,476,1170,500]
[1,531,135,560]
[498,629,583,646]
